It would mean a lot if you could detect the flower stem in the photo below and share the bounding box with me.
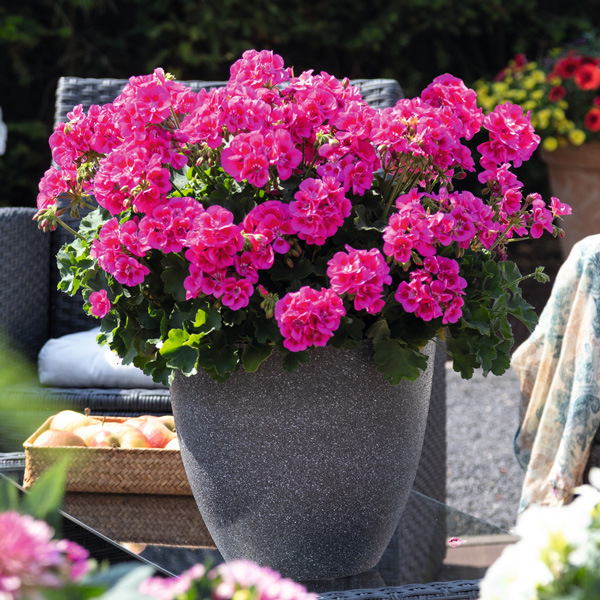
[56,217,85,240]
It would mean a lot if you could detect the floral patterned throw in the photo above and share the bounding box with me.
[512,234,600,512]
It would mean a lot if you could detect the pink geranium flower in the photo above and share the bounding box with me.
[89,289,111,318]
[275,287,346,351]
[0,511,90,599]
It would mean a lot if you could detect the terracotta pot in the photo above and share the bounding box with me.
[170,342,434,581]
[542,142,600,258]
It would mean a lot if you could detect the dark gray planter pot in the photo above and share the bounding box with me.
[170,342,435,581]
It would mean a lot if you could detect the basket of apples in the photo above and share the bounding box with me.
[23,410,192,495]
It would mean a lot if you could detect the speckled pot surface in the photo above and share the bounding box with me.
[170,342,434,581]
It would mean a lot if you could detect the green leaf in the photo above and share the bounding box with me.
[373,339,428,384]
[506,290,539,330]
[446,335,477,379]
[463,305,491,335]
[468,335,497,373]
[241,343,274,372]
[354,204,387,232]
[489,339,513,376]
[268,258,315,282]
[161,254,189,302]
[330,315,365,348]
[159,329,199,374]
[21,459,70,531]
[0,476,19,512]
[366,319,391,344]
[281,348,310,372]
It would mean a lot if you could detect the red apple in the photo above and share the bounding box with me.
[126,415,176,432]
[164,437,180,450]
[90,424,150,449]
[49,410,100,432]
[128,420,176,448]
[33,429,87,447]
[157,415,176,432]
[72,424,106,446]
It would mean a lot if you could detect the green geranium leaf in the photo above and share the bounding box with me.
[354,204,387,232]
[499,260,522,285]
[197,340,239,377]
[489,339,513,376]
[194,308,207,328]
[268,258,315,282]
[366,319,391,345]
[161,255,189,302]
[281,348,310,372]
[373,339,428,384]
[241,343,274,372]
[468,334,497,374]
[159,328,199,374]
[463,306,491,335]
[506,290,538,330]
[253,315,281,344]
[330,315,365,348]
[79,206,111,236]
[446,334,477,379]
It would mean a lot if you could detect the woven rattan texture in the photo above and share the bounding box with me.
[317,580,480,600]
[23,416,192,495]
[0,207,50,362]
[54,77,404,127]
[63,492,215,547]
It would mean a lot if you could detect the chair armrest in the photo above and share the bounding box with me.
[0,207,50,362]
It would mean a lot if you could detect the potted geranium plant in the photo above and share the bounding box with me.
[475,33,600,255]
[34,49,568,580]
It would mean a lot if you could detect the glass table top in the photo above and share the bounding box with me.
[0,456,516,596]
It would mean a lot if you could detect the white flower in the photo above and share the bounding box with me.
[480,467,600,599]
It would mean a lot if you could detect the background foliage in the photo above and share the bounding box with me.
[1,0,598,208]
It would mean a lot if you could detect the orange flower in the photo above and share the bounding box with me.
[574,63,600,91]
[584,107,600,132]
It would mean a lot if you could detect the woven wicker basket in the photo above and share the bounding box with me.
[23,416,192,495]
[63,492,215,548]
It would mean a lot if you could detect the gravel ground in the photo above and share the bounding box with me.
[445,362,525,533]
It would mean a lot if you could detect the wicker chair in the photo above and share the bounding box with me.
[0,75,444,512]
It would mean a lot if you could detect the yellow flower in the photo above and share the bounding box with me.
[542,137,559,152]
[522,76,537,90]
[568,129,586,146]
[531,90,544,101]
[532,69,546,83]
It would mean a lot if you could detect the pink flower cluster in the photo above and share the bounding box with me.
[370,74,484,177]
[140,559,317,600]
[478,103,540,169]
[0,511,90,599]
[275,287,346,351]
[90,217,149,286]
[290,177,352,245]
[327,245,391,314]
[395,255,467,324]
[37,48,571,352]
